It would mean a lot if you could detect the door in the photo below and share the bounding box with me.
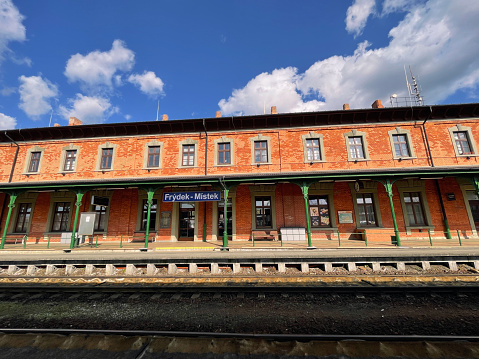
[218,199,232,239]
[469,200,479,229]
[179,203,195,241]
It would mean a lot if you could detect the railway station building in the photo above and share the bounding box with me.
[1,101,479,248]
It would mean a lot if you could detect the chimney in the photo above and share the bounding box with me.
[271,106,277,114]
[68,117,82,126]
[343,103,350,110]
[162,114,168,121]
[216,111,221,118]
[372,99,384,109]
[54,123,60,127]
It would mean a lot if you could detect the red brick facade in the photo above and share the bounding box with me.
[1,103,479,244]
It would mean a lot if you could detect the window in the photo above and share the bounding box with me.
[308,195,330,227]
[344,130,370,161]
[348,137,364,159]
[356,193,376,227]
[100,148,113,169]
[255,196,272,228]
[392,134,410,157]
[182,144,195,166]
[93,204,107,231]
[449,125,477,157]
[147,146,161,168]
[403,192,425,226]
[217,142,231,165]
[141,199,157,230]
[453,131,473,155]
[254,141,268,163]
[51,202,71,232]
[14,203,32,233]
[28,152,41,173]
[63,150,77,171]
[306,138,321,161]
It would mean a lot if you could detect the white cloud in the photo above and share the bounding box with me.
[0,0,26,64]
[128,71,164,97]
[59,94,118,124]
[382,0,417,15]
[219,0,479,115]
[64,40,135,91]
[18,75,58,119]
[345,0,376,37]
[0,112,16,130]
[1,86,16,96]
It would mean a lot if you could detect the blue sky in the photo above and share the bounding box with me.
[0,0,478,130]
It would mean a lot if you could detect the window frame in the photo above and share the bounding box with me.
[214,137,234,167]
[23,146,45,174]
[308,183,338,231]
[135,190,161,232]
[51,201,72,232]
[7,193,38,234]
[344,130,370,161]
[249,185,276,230]
[448,124,478,157]
[349,182,383,229]
[59,144,80,173]
[254,195,273,229]
[178,139,198,168]
[89,191,113,233]
[387,127,416,160]
[63,150,77,172]
[142,140,163,169]
[250,135,272,165]
[95,142,117,171]
[308,194,331,228]
[396,179,434,233]
[301,132,325,163]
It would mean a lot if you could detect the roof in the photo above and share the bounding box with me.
[2,103,479,143]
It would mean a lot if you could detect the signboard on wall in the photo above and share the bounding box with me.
[338,211,353,224]
[163,191,221,202]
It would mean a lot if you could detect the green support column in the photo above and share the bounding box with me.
[0,193,18,249]
[222,188,229,249]
[301,183,314,249]
[382,179,401,247]
[144,189,155,249]
[70,191,85,249]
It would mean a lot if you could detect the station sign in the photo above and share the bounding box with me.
[163,191,221,202]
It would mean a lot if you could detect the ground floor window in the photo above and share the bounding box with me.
[52,202,71,232]
[255,196,272,228]
[14,203,32,233]
[356,193,377,226]
[141,199,157,231]
[403,192,426,226]
[93,204,108,231]
[309,195,330,227]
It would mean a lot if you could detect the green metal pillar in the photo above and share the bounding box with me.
[144,189,155,249]
[383,179,401,247]
[301,183,314,248]
[222,188,229,249]
[0,193,18,249]
[70,191,85,249]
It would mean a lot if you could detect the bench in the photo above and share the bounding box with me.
[129,232,157,243]
[1,235,26,245]
[251,230,278,241]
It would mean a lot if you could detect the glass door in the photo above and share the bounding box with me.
[179,203,195,241]
[218,199,232,238]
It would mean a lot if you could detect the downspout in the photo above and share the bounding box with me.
[202,119,208,242]
[422,107,451,238]
[5,132,19,183]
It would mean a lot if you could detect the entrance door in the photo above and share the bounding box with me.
[179,203,195,241]
[218,199,232,239]
[469,200,479,229]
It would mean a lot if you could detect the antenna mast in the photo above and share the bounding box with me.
[390,65,424,107]
[155,100,159,121]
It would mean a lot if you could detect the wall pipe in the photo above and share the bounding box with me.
[5,132,19,183]
[202,119,208,242]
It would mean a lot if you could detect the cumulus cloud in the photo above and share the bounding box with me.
[0,112,16,130]
[345,0,376,37]
[18,75,58,119]
[0,0,26,64]
[59,94,118,124]
[219,0,479,115]
[128,71,165,97]
[64,40,135,92]
[382,0,417,15]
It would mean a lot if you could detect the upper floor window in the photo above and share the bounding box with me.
[182,144,195,166]
[100,148,113,170]
[448,124,477,157]
[453,131,473,155]
[306,138,321,161]
[147,146,161,168]
[348,137,365,159]
[217,142,231,165]
[63,150,77,171]
[392,134,410,157]
[254,141,268,163]
[28,152,41,172]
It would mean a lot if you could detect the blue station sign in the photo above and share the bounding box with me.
[163,191,221,202]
